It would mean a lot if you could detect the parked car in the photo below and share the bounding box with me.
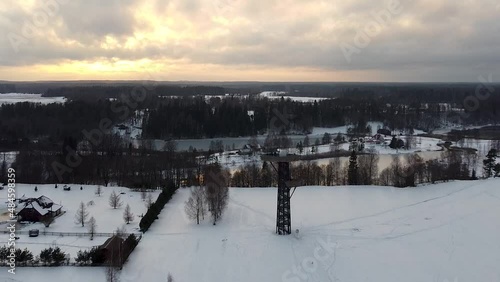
[63,185,71,191]
[29,229,39,237]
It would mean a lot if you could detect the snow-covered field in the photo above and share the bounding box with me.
[3,179,500,281]
[212,136,444,172]
[0,184,159,261]
[0,94,66,105]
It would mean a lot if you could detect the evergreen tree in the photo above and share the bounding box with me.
[322,132,332,144]
[471,169,477,180]
[483,149,497,178]
[0,160,6,184]
[348,150,359,185]
[494,163,500,177]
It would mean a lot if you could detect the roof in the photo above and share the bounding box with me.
[25,201,49,216]
[37,196,54,207]
[18,195,61,216]
[101,235,124,250]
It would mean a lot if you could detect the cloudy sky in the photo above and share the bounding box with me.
[0,0,499,82]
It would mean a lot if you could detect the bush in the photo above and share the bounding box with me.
[0,246,9,262]
[124,234,138,249]
[39,247,68,266]
[75,250,91,265]
[89,246,106,265]
[39,247,53,265]
[51,247,67,266]
[16,248,34,263]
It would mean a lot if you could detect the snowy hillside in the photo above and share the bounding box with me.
[2,179,500,281]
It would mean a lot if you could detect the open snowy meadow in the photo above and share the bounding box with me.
[1,179,499,281]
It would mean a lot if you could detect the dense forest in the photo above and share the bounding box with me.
[44,85,226,101]
[1,82,499,188]
[1,86,500,146]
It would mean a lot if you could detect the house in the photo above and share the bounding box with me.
[238,143,262,155]
[238,144,253,155]
[17,195,63,222]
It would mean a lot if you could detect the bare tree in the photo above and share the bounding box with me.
[75,201,89,227]
[95,185,102,197]
[163,139,178,154]
[145,193,154,209]
[115,226,127,239]
[109,191,123,209]
[123,204,134,224]
[331,157,342,185]
[167,273,174,282]
[185,187,206,224]
[379,167,392,186]
[106,265,120,282]
[140,188,147,201]
[204,164,229,225]
[389,155,404,187]
[87,216,97,240]
[358,149,379,185]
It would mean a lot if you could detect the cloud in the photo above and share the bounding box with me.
[0,0,498,81]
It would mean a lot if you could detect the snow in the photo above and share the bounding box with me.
[3,179,499,281]
[0,184,160,264]
[210,135,445,173]
[0,184,158,234]
[113,110,145,140]
[27,201,49,216]
[311,121,385,136]
[35,196,52,207]
[0,93,66,105]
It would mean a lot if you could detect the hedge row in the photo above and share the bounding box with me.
[139,180,177,232]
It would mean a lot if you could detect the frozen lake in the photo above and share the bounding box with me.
[0,93,66,105]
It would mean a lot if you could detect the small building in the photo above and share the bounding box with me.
[238,143,262,155]
[100,235,125,267]
[17,195,63,222]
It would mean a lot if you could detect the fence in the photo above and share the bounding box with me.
[0,230,142,238]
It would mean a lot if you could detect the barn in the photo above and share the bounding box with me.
[17,195,63,222]
[100,235,125,267]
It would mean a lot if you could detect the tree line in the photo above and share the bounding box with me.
[229,149,495,188]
